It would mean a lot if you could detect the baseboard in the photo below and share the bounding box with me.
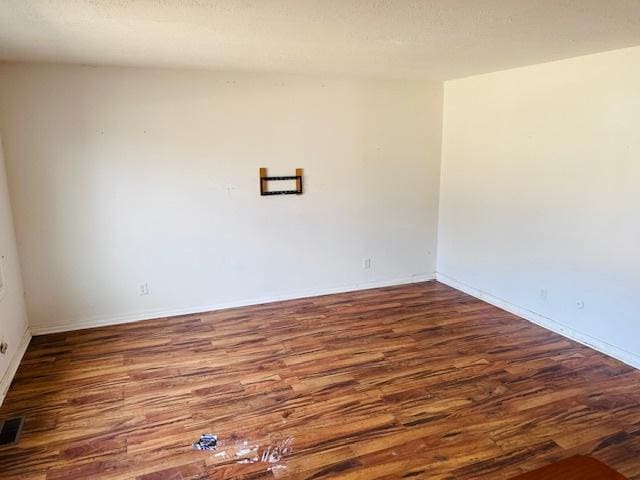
[0,328,31,405]
[436,272,640,370]
[30,273,436,335]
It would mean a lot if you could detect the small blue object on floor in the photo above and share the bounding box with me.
[193,434,218,451]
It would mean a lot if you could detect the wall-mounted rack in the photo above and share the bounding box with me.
[259,168,303,196]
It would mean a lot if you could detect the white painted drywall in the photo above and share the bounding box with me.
[0,64,442,333]
[0,136,30,402]
[438,45,640,365]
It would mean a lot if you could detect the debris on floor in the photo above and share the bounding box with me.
[194,434,294,473]
[233,436,294,474]
[193,433,218,451]
[258,437,293,464]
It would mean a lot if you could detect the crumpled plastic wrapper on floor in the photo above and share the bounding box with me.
[193,433,218,451]
[193,433,294,473]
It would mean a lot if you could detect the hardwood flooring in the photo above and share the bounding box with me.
[1,281,639,479]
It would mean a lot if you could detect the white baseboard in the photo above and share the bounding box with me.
[0,328,31,405]
[436,272,640,370]
[30,273,436,336]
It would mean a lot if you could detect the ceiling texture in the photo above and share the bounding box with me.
[1,0,640,80]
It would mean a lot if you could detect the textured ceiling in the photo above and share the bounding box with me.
[1,0,640,80]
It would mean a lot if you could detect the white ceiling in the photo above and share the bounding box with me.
[1,0,640,80]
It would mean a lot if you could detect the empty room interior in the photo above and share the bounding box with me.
[1,1,640,479]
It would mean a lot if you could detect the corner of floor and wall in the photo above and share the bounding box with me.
[435,45,640,370]
[1,44,640,406]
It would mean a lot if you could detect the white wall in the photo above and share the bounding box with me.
[0,64,442,333]
[0,136,30,402]
[438,45,640,367]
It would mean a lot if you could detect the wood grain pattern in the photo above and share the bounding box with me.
[1,281,639,479]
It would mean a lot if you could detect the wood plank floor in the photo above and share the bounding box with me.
[1,281,639,479]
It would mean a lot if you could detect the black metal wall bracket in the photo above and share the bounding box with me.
[260,168,303,196]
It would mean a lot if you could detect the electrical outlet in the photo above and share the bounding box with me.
[539,289,548,301]
[362,258,372,269]
[139,283,149,296]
